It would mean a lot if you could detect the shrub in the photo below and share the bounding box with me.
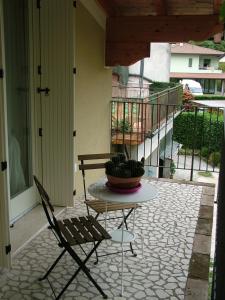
[173,111,224,152]
[114,119,132,133]
[200,147,210,158]
[209,152,221,167]
[170,160,176,176]
[194,95,225,100]
[150,81,178,93]
[178,148,199,155]
[183,90,194,102]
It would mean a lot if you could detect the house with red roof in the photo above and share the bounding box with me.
[170,43,225,94]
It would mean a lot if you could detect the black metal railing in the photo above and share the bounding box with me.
[111,99,224,181]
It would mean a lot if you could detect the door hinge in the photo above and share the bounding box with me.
[1,161,7,171]
[73,67,76,74]
[38,128,43,137]
[73,1,76,8]
[37,65,42,75]
[5,244,11,255]
[73,130,76,137]
[0,68,4,78]
[37,87,50,96]
[73,190,76,196]
[37,0,41,9]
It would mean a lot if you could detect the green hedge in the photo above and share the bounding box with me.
[150,81,179,93]
[194,95,225,100]
[173,112,224,152]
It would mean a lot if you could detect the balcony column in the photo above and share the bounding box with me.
[221,80,225,95]
[214,80,218,94]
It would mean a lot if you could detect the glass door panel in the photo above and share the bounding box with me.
[3,0,36,222]
[3,0,32,198]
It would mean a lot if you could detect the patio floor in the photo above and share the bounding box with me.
[0,178,213,300]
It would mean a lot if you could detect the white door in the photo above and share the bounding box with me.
[0,1,10,267]
[2,0,37,223]
[39,0,75,206]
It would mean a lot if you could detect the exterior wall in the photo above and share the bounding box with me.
[75,1,112,196]
[171,54,222,74]
[170,54,199,73]
[112,75,150,99]
[129,43,171,83]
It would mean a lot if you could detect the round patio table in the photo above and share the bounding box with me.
[88,179,158,296]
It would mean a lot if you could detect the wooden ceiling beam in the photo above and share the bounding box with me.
[106,15,223,43]
[96,0,115,16]
[105,42,150,66]
[154,0,167,15]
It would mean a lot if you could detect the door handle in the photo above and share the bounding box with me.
[37,87,50,95]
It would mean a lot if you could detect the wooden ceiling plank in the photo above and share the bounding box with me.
[106,15,223,43]
[168,0,213,15]
[154,0,167,15]
[98,0,217,16]
[105,42,150,66]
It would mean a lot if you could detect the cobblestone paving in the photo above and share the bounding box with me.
[0,179,203,300]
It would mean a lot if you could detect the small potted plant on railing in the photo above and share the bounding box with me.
[113,119,132,133]
[105,153,145,190]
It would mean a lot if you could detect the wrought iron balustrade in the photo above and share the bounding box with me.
[111,96,223,181]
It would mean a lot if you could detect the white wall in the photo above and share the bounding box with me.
[75,1,112,196]
[171,54,222,74]
[129,43,171,83]
[170,54,199,73]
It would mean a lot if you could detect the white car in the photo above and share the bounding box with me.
[181,79,203,95]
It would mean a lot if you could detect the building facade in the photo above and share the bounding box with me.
[170,43,225,94]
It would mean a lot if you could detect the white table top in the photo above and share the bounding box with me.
[88,179,158,204]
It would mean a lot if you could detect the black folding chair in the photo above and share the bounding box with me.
[34,176,111,299]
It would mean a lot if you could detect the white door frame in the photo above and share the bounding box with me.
[0,0,11,268]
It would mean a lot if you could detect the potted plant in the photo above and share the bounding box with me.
[105,153,145,189]
[170,160,176,179]
[113,119,132,133]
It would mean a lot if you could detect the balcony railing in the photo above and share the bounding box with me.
[111,85,183,146]
[111,97,223,180]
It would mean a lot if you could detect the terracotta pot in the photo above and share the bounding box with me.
[106,174,142,189]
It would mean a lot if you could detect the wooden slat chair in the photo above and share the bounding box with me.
[34,176,110,300]
[78,153,140,259]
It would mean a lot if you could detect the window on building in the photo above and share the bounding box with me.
[216,80,222,92]
[202,79,215,94]
[203,59,211,68]
[188,58,192,67]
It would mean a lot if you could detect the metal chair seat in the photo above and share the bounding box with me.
[57,215,111,245]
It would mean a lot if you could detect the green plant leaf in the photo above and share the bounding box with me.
[220,1,225,22]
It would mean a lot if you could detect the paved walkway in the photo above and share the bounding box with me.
[0,179,204,300]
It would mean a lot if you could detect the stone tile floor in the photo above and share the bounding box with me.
[0,179,203,300]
